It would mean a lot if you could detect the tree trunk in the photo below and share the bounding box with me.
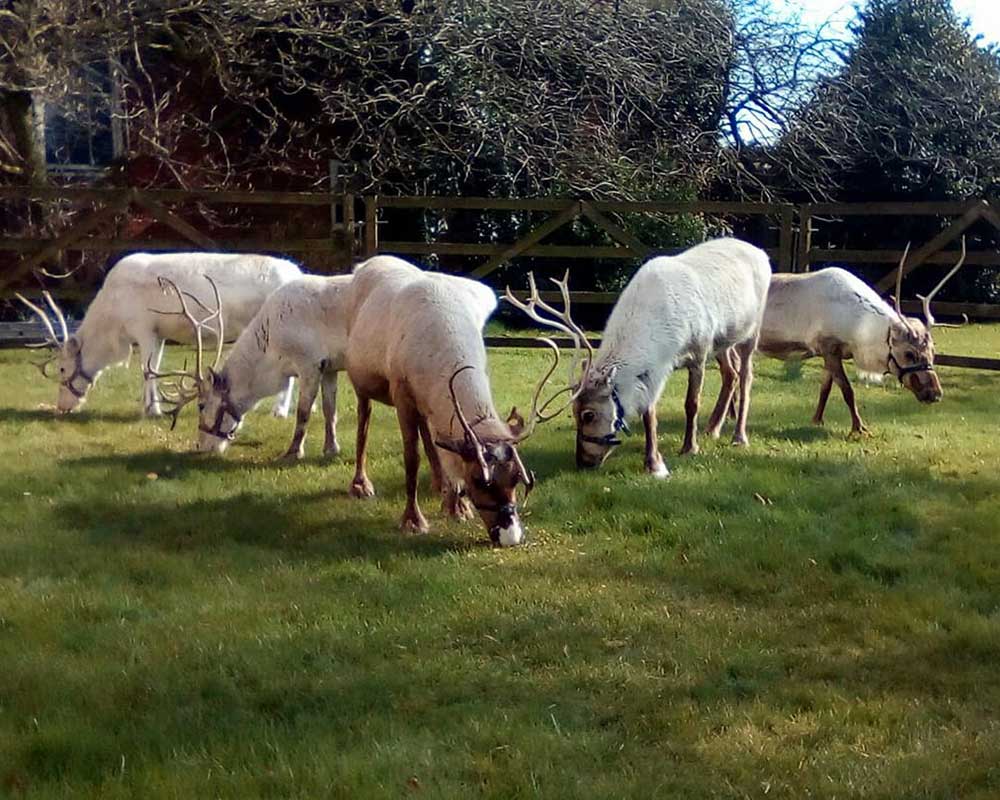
[2,90,47,186]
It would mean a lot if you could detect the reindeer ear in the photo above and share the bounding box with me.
[208,366,227,390]
[506,406,526,437]
[65,336,80,356]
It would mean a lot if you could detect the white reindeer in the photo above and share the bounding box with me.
[15,252,301,416]
[345,256,561,546]
[146,275,351,459]
[750,242,965,434]
[509,238,771,476]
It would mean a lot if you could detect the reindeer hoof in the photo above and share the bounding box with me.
[323,442,341,459]
[848,426,871,439]
[272,407,291,419]
[400,513,429,534]
[731,434,749,447]
[646,461,670,480]
[349,478,375,499]
[679,444,700,456]
[143,405,163,418]
[277,450,304,463]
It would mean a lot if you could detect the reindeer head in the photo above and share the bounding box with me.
[14,291,92,414]
[886,318,941,403]
[573,365,628,469]
[144,276,228,444]
[194,366,244,453]
[435,367,536,547]
[888,240,968,404]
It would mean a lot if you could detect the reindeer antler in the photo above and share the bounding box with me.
[509,338,582,442]
[144,355,200,430]
[145,275,226,427]
[502,271,593,434]
[917,237,967,328]
[890,242,923,337]
[14,291,69,379]
[448,365,493,483]
[149,275,225,380]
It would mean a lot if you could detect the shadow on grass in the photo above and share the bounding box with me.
[0,407,140,425]
[60,448,339,478]
[52,485,473,563]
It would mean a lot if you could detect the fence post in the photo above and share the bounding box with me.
[796,205,813,273]
[342,192,355,265]
[778,206,794,272]
[364,195,379,258]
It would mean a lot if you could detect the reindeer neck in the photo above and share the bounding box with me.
[594,324,684,418]
[852,302,910,375]
[74,304,128,373]
[424,358,503,444]
[222,332,280,411]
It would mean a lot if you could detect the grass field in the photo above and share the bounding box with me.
[1,324,999,799]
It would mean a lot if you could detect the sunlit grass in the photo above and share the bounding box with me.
[1,324,998,798]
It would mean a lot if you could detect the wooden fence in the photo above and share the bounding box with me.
[2,186,999,368]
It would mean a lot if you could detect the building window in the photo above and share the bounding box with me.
[40,60,124,176]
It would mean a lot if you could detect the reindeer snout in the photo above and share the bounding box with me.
[908,372,943,404]
[488,504,524,547]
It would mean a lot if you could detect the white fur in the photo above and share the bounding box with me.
[346,256,499,439]
[52,252,302,415]
[595,238,771,419]
[760,267,920,375]
[195,275,352,456]
[497,519,524,547]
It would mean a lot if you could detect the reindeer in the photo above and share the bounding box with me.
[507,238,771,476]
[345,256,562,546]
[747,242,966,434]
[145,275,352,459]
[15,252,301,417]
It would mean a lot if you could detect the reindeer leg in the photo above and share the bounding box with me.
[706,349,737,439]
[420,419,472,520]
[397,398,429,534]
[732,338,756,446]
[642,404,669,479]
[280,370,320,461]
[417,419,445,497]
[680,358,706,455]
[320,368,340,458]
[139,337,165,417]
[272,376,295,418]
[349,395,376,498]
[826,354,869,436]
[812,369,834,425]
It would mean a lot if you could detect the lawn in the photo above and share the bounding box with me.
[1,324,999,799]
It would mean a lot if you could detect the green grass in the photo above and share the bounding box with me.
[1,324,999,799]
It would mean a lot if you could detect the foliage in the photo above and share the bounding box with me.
[2,329,1000,797]
[1,0,735,199]
[774,0,1000,202]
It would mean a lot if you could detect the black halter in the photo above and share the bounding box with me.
[577,385,629,447]
[884,329,934,381]
[199,391,243,441]
[62,349,93,399]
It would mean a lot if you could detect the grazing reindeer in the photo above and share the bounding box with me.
[346,256,557,546]
[751,242,966,434]
[148,275,352,459]
[15,252,301,416]
[509,239,771,476]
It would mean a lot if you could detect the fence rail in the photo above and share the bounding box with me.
[2,186,999,367]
